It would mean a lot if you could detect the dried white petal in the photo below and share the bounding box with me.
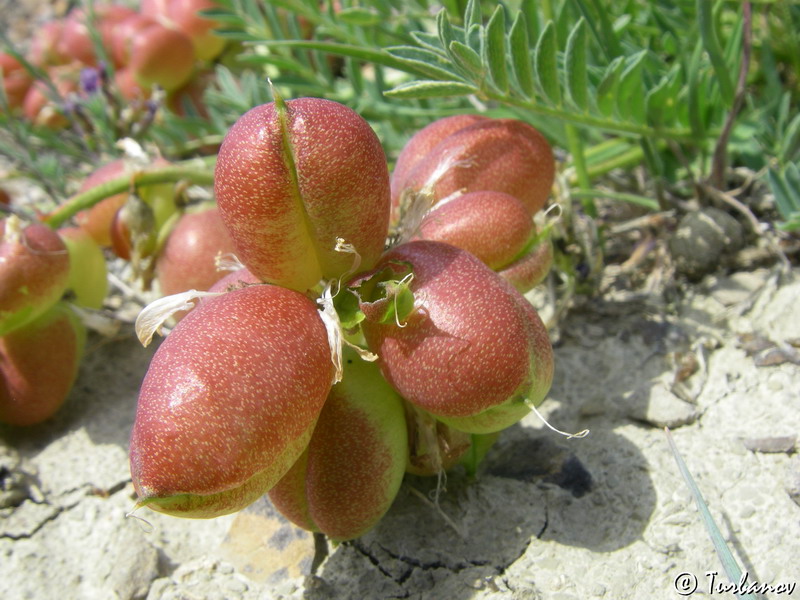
[135,290,223,347]
[115,138,148,163]
[317,282,344,384]
[214,252,245,272]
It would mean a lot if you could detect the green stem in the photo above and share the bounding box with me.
[570,189,659,211]
[697,0,735,106]
[43,159,216,229]
[482,89,709,141]
[565,125,595,216]
[584,144,646,180]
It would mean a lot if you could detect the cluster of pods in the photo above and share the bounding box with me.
[0,156,238,426]
[129,95,557,541]
[0,0,223,127]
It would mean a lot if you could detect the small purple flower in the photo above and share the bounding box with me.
[80,67,102,95]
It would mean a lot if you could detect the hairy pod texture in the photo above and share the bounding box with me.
[390,114,487,206]
[156,206,237,297]
[0,219,70,337]
[496,236,554,293]
[359,241,553,433]
[214,97,390,292]
[0,303,86,426]
[414,189,554,292]
[391,117,555,218]
[269,347,408,541]
[415,190,534,271]
[129,284,334,518]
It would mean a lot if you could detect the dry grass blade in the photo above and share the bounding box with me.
[664,427,757,600]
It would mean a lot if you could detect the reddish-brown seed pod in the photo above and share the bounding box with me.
[415,190,534,271]
[127,22,196,92]
[21,64,79,129]
[0,303,86,426]
[156,206,237,297]
[497,236,554,293]
[129,284,334,518]
[214,97,391,292]
[75,160,130,247]
[268,346,408,541]
[0,218,70,337]
[1,53,33,112]
[141,0,226,61]
[110,14,158,68]
[358,241,553,433]
[391,117,555,217]
[390,114,487,207]
[27,21,69,67]
[114,67,150,101]
[58,4,138,66]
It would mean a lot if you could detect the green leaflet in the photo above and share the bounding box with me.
[464,0,482,33]
[337,7,382,26]
[509,12,535,98]
[449,41,484,77]
[565,18,588,111]
[485,5,509,93]
[534,22,561,106]
[645,65,681,127]
[596,56,624,117]
[697,0,735,106]
[616,50,648,124]
[768,164,800,231]
[386,46,465,81]
[779,113,800,164]
[411,30,446,55]
[384,80,477,99]
[437,9,458,52]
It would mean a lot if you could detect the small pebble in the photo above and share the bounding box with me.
[742,436,797,454]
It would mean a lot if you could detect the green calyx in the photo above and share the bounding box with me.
[333,260,417,329]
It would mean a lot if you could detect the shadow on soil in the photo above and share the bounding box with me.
[311,298,669,600]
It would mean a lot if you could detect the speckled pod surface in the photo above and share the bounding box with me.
[269,346,408,541]
[0,220,70,337]
[0,303,86,426]
[129,284,334,518]
[214,97,390,292]
[360,241,553,433]
[391,117,555,218]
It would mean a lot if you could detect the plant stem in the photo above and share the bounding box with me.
[565,125,595,216]
[482,88,709,141]
[584,145,647,181]
[42,159,216,229]
[570,189,660,211]
[710,2,752,188]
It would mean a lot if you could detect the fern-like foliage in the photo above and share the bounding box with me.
[211,1,747,142]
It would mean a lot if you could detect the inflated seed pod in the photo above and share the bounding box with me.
[391,117,555,218]
[129,284,334,518]
[214,97,391,292]
[356,240,553,434]
[268,346,408,541]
